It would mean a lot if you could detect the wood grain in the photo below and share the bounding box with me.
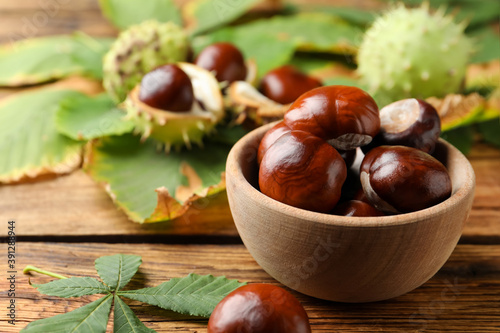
[0,242,499,332]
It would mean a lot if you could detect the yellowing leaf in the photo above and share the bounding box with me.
[426,93,486,131]
[0,88,85,183]
[84,134,229,223]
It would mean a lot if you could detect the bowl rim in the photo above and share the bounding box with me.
[226,122,476,228]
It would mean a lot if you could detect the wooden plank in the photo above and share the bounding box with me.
[0,242,499,332]
[0,170,236,238]
[1,149,499,241]
[0,0,384,43]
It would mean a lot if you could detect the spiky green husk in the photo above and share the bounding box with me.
[357,4,472,103]
[103,20,189,103]
[124,63,225,152]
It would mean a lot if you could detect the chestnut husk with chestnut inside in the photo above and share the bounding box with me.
[360,145,452,214]
[124,62,225,152]
[228,66,322,126]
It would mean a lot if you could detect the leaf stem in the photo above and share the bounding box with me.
[23,265,68,279]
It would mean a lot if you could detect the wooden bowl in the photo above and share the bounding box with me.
[226,123,475,302]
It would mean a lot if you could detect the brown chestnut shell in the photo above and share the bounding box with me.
[194,42,247,84]
[259,130,347,213]
[138,64,194,112]
[284,85,380,150]
[332,200,385,217]
[257,121,291,164]
[360,145,452,214]
[259,65,322,105]
[208,284,311,333]
[379,98,441,153]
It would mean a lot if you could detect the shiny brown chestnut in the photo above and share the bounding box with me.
[257,121,291,164]
[208,284,311,333]
[194,42,247,84]
[360,145,452,214]
[259,130,347,213]
[379,98,441,153]
[259,65,322,105]
[138,64,194,112]
[257,123,356,166]
[284,85,380,150]
[332,200,385,217]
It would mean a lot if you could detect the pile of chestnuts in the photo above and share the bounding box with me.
[258,85,452,216]
[136,40,321,122]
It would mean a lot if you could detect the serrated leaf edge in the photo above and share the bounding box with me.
[83,140,227,223]
[31,277,111,298]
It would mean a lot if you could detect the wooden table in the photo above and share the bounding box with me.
[1,1,500,332]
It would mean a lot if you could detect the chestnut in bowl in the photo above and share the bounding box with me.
[226,122,475,302]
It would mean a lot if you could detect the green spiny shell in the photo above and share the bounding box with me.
[357,4,472,103]
[103,20,189,103]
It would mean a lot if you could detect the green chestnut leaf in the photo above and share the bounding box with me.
[23,254,247,331]
[0,88,84,183]
[184,0,261,36]
[21,295,113,333]
[95,254,142,291]
[440,126,474,155]
[55,93,134,141]
[98,0,182,30]
[194,13,362,77]
[114,295,156,333]
[118,273,247,317]
[478,118,500,147]
[0,33,113,87]
[469,27,500,64]
[84,134,229,223]
[31,277,110,298]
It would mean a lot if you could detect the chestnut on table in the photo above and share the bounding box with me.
[208,284,311,333]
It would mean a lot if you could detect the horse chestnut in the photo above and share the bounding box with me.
[195,42,247,83]
[139,64,194,112]
[332,200,384,217]
[360,145,452,214]
[378,98,441,153]
[208,284,311,333]
[259,65,322,105]
[284,85,380,150]
[259,130,347,213]
[257,121,291,164]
